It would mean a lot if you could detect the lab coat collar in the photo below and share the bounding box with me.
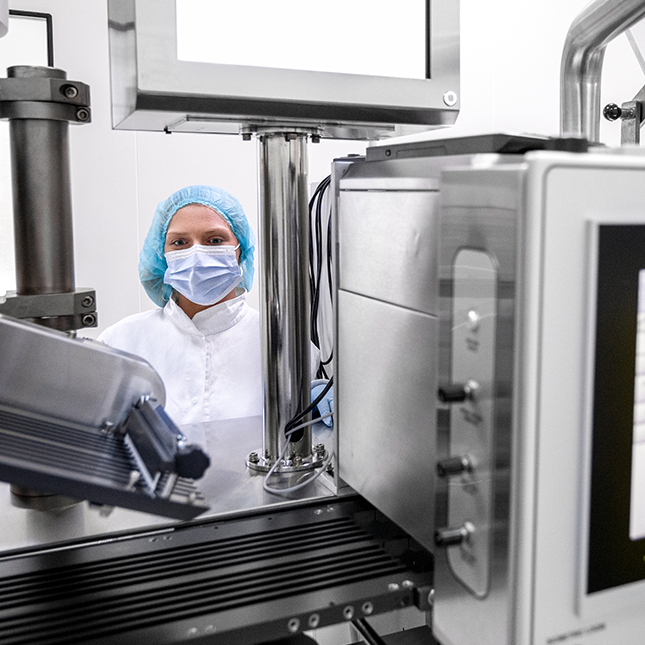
[164,293,249,337]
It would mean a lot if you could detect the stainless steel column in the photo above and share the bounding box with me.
[9,67,75,296]
[560,0,645,141]
[258,130,312,466]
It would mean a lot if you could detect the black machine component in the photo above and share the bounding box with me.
[0,65,96,332]
[0,399,210,521]
[365,133,592,163]
[0,498,433,645]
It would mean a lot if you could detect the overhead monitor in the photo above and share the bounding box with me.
[107,0,459,139]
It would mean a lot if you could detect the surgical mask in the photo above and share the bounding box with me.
[163,244,243,306]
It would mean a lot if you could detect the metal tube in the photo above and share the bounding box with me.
[258,131,312,463]
[560,0,645,141]
[9,66,75,295]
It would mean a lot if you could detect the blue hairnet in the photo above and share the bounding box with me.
[139,185,256,307]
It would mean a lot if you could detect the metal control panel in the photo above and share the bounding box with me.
[437,248,497,597]
[434,150,645,645]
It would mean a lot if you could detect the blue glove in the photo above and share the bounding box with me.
[311,379,334,427]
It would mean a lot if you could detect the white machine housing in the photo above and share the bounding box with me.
[434,149,645,645]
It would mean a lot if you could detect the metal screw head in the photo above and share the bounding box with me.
[241,132,252,141]
[76,107,90,122]
[388,583,400,592]
[82,313,96,327]
[248,452,260,464]
[82,295,95,308]
[62,84,78,99]
[443,90,458,107]
[287,618,300,633]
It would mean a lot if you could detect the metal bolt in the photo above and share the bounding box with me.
[311,134,321,143]
[287,618,300,633]
[248,451,260,464]
[82,313,96,327]
[388,583,400,591]
[402,580,414,588]
[428,589,435,606]
[241,132,252,141]
[62,84,78,99]
[343,606,354,620]
[361,601,374,615]
[314,443,326,456]
[443,90,458,107]
[76,107,90,122]
[308,614,320,628]
[81,295,94,308]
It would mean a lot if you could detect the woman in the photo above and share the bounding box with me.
[99,185,272,425]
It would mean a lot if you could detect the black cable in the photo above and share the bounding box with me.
[308,175,332,380]
[284,376,333,442]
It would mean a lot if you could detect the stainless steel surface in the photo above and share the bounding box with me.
[621,99,643,144]
[258,131,312,465]
[443,248,498,598]
[0,65,93,332]
[433,162,523,645]
[7,67,74,295]
[338,190,439,315]
[333,145,491,554]
[0,314,165,429]
[107,0,459,140]
[0,415,336,554]
[337,291,438,551]
[560,0,645,141]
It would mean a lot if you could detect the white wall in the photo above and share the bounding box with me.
[1,0,364,337]
[2,0,645,337]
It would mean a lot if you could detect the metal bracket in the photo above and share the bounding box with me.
[0,287,98,328]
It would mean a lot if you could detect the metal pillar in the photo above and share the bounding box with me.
[560,0,645,141]
[9,66,75,297]
[248,129,322,473]
[0,65,96,331]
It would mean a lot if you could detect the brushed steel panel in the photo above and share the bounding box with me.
[0,314,165,428]
[337,290,437,550]
[338,190,439,315]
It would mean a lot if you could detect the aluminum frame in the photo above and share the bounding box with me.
[107,0,459,140]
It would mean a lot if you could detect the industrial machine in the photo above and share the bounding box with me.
[2,0,645,644]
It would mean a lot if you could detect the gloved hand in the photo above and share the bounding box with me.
[311,379,334,427]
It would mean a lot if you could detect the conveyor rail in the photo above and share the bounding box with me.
[0,498,432,645]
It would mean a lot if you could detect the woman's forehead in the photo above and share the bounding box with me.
[167,203,232,232]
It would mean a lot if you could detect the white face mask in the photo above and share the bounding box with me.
[163,244,243,306]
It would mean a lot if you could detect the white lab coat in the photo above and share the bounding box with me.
[99,294,319,426]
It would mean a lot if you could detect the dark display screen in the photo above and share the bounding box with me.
[587,224,645,594]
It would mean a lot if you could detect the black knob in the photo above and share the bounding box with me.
[437,456,472,477]
[438,380,478,403]
[175,445,211,480]
[603,103,622,122]
[435,523,473,547]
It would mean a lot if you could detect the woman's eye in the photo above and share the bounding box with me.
[207,237,224,245]
[169,239,186,247]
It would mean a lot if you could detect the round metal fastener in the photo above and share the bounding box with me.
[443,90,458,107]
[76,107,90,121]
[82,313,96,327]
[62,84,78,99]
[361,601,374,615]
[308,614,320,628]
[82,295,94,308]
[343,606,354,620]
[287,618,300,633]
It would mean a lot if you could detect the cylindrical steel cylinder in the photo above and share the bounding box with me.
[8,66,75,295]
[258,131,312,463]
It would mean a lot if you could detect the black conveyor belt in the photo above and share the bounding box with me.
[0,498,433,644]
